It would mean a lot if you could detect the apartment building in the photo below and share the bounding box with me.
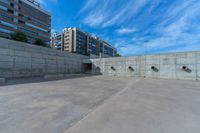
[0,0,51,44]
[51,32,62,50]
[88,36,99,56]
[51,28,116,57]
[100,40,117,57]
[62,28,88,55]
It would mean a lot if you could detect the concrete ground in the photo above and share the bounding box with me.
[0,76,200,133]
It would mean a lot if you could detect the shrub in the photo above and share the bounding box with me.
[11,32,28,42]
[34,38,47,47]
[115,53,121,57]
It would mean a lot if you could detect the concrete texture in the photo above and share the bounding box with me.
[65,77,200,133]
[1,38,200,81]
[0,38,88,79]
[43,74,88,79]
[0,78,5,83]
[0,76,131,133]
[0,76,200,133]
[88,51,200,80]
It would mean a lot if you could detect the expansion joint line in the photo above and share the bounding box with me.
[63,78,140,133]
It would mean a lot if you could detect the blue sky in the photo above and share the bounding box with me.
[37,0,200,56]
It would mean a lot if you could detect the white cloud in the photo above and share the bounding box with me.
[116,28,137,35]
[80,0,200,55]
[82,0,112,27]
[80,0,148,28]
[116,43,146,56]
[140,0,200,53]
[79,0,98,13]
[83,14,106,27]
[102,0,148,27]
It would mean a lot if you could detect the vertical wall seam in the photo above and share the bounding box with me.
[175,53,177,80]
[12,50,15,78]
[195,52,198,80]
[159,54,161,78]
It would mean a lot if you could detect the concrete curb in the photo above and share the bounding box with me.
[44,74,85,79]
[44,74,64,79]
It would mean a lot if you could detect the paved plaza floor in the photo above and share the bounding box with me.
[0,76,200,133]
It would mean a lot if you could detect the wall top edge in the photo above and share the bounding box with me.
[89,51,200,61]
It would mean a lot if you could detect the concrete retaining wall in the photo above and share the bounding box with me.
[1,38,200,81]
[89,52,200,80]
[0,38,88,78]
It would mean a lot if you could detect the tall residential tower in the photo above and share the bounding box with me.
[0,0,51,44]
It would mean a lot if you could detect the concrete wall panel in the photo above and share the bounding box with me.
[126,57,140,77]
[89,52,200,80]
[0,38,88,78]
[1,38,199,80]
[159,54,176,79]
[196,52,200,80]
[197,64,200,80]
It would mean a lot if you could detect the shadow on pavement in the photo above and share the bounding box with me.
[0,74,102,86]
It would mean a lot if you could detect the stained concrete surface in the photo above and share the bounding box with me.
[64,78,200,133]
[0,76,200,133]
[0,76,132,133]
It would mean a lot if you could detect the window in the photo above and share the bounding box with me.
[17,27,38,35]
[18,13,24,17]
[18,20,25,24]
[7,9,14,14]
[0,12,13,21]
[10,3,14,7]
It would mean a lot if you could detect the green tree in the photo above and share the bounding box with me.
[34,38,47,47]
[11,32,28,42]
[115,53,121,57]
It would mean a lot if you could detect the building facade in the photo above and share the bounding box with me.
[51,28,116,57]
[100,40,117,57]
[0,0,51,44]
[62,28,88,55]
[88,36,99,56]
[51,32,62,50]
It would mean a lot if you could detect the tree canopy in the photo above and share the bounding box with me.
[35,38,47,47]
[11,32,28,42]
